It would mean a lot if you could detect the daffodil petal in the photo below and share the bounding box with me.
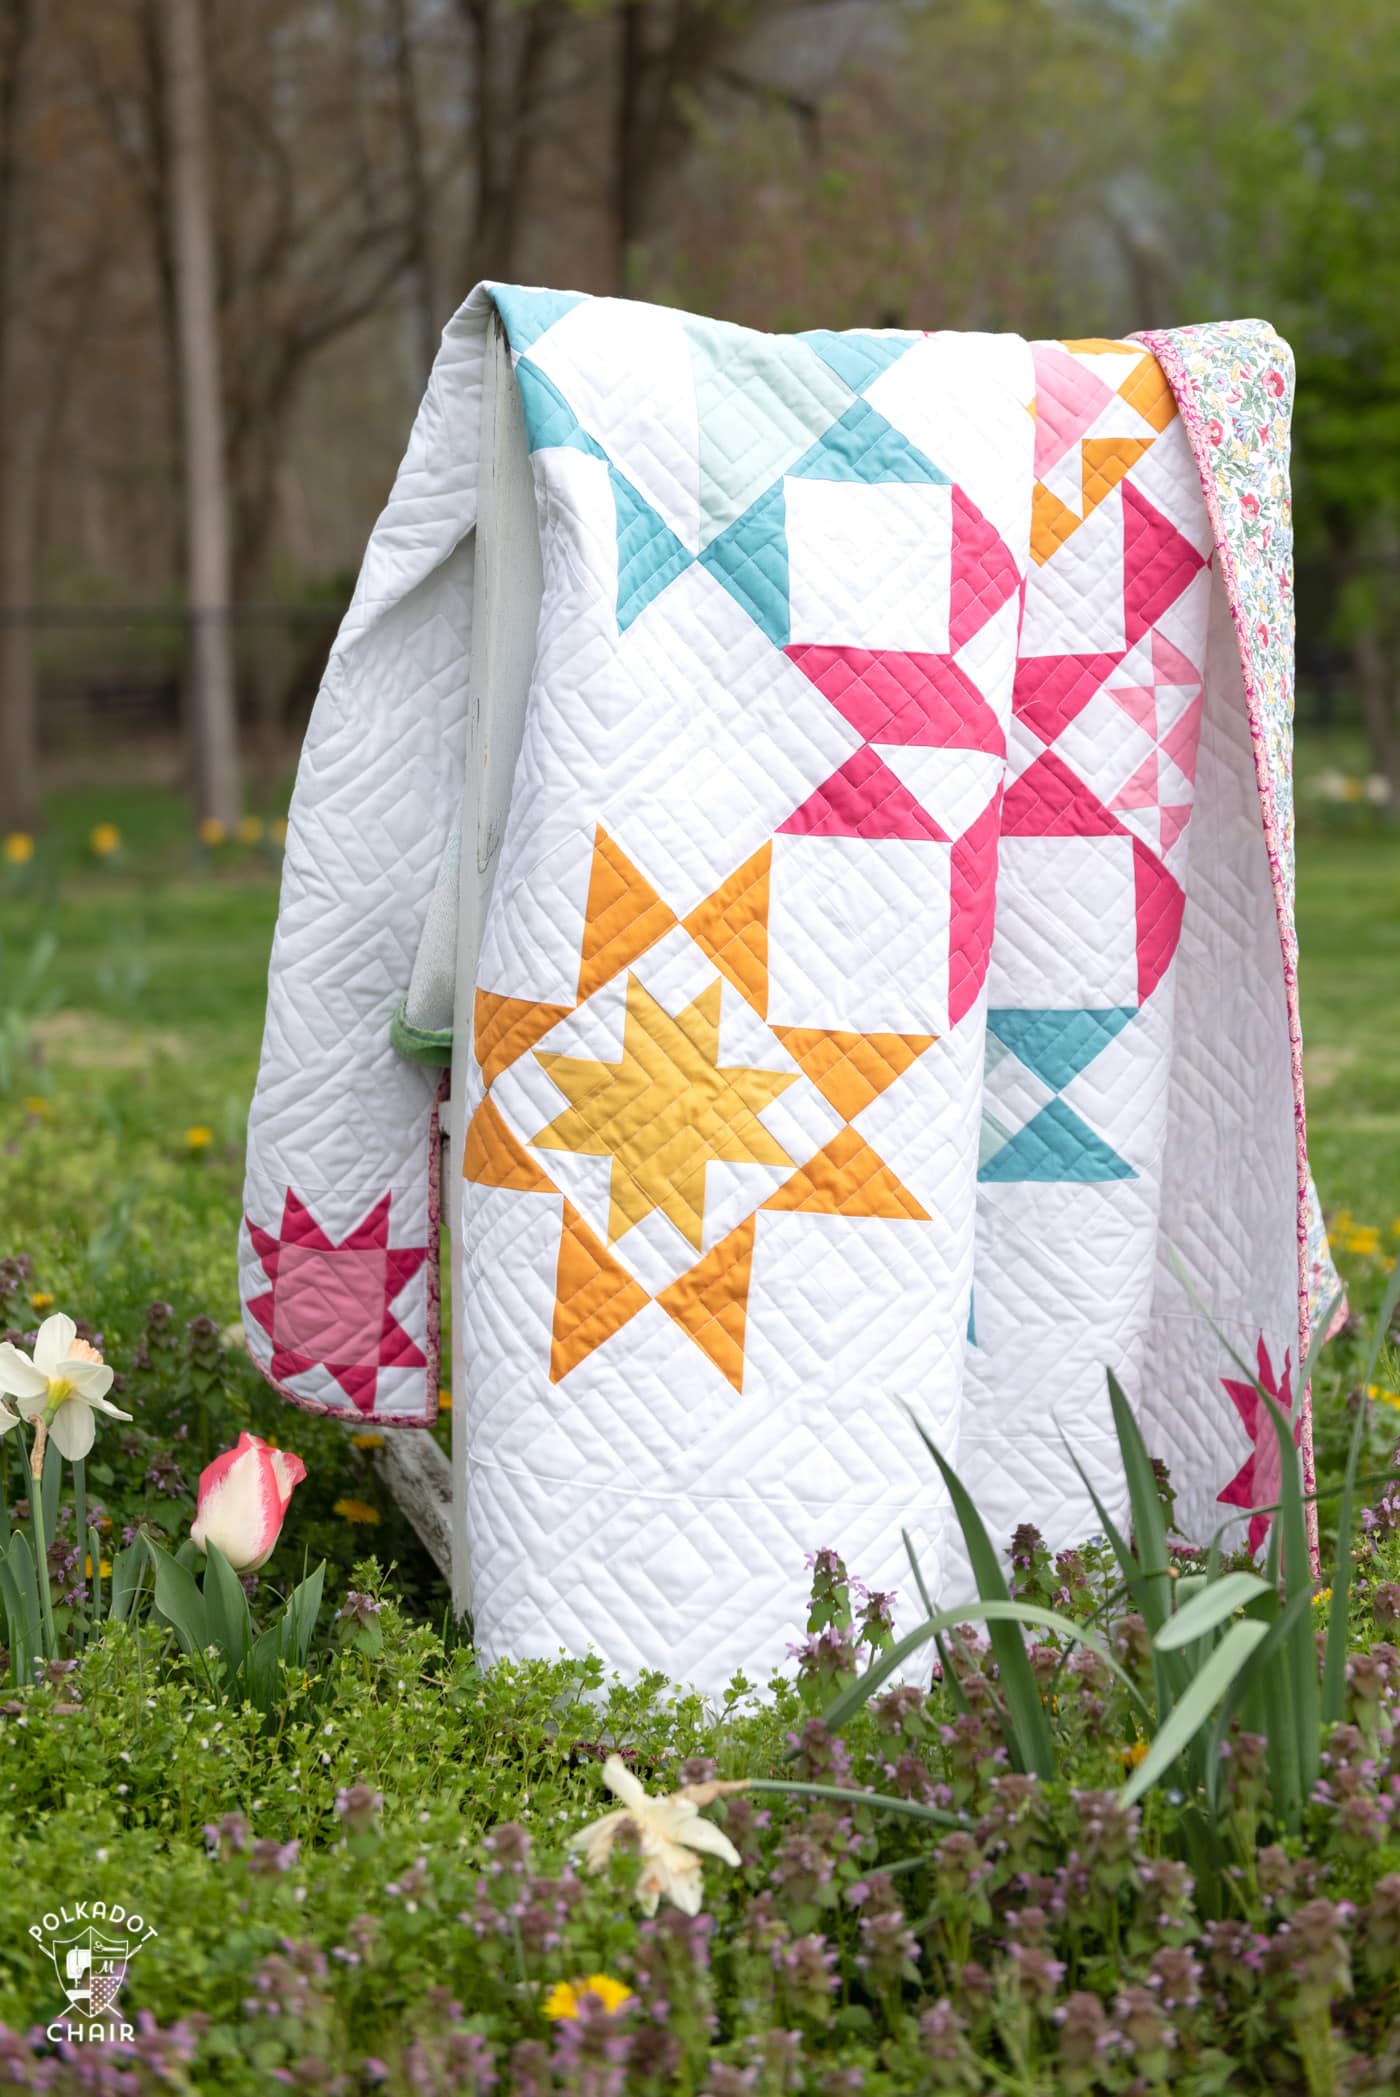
[63,1360,116,1404]
[661,1858,704,1915]
[13,1389,47,1421]
[0,1400,21,1434]
[570,1807,626,1854]
[600,1755,648,1813]
[673,1817,742,1867]
[85,1393,132,1422]
[48,1401,96,1462]
[0,1344,47,1402]
[32,1314,76,1378]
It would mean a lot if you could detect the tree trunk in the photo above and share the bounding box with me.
[388,0,437,382]
[0,0,40,836]
[1352,617,1400,815]
[613,0,644,294]
[162,0,240,830]
[0,420,38,837]
[1334,523,1400,817]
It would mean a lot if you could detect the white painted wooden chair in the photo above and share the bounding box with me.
[372,316,541,1617]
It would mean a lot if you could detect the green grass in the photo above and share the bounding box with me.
[1298,823,1400,1240]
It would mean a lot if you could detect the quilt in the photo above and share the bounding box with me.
[240,286,1341,1691]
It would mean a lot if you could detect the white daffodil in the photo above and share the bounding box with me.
[569,1754,744,1916]
[0,1312,132,1461]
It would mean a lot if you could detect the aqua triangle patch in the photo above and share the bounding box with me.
[514,359,604,458]
[492,287,586,351]
[978,1098,1135,1183]
[790,398,950,486]
[798,329,920,397]
[697,482,789,646]
[612,468,694,631]
[987,1009,1135,1095]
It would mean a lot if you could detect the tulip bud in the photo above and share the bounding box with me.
[191,1431,306,1570]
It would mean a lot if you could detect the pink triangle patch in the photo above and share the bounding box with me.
[1002,751,1126,839]
[1032,344,1116,478]
[948,789,1003,1026]
[783,644,1001,753]
[779,746,949,841]
[949,487,1019,650]
[1111,753,1159,810]
[1012,652,1120,745]
[1151,628,1201,689]
[1107,683,1158,737]
[1160,691,1204,785]
[1133,837,1186,1000]
[1159,805,1193,856]
[1123,485,1206,645]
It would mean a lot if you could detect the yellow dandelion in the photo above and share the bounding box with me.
[89,822,121,857]
[1344,1226,1382,1257]
[1341,776,1365,803]
[437,1387,452,1413]
[83,1555,113,1579]
[1121,1738,1148,1769]
[4,832,34,864]
[1314,1588,1332,1610]
[543,1975,633,2022]
[352,1432,385,1450]
[1366,1385,1400,1413]
[1331,1208,1354,1236]
[1391,1219,1400,1237]
[184,1125,214,1151]
[22,1096,50,1118]
[29,1291,54,1312]
[272,817,289,845]
[237,816,264,845]
[198,817,227,847]
[333,1498,381,1526]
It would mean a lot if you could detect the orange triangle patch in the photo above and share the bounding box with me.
[773,1028,934,1121]
[1081,437,1153,517]
[1058,336,1135,356]
[579,828,677,1003]
[1031,481,1082,566]
[1118,354,1177,432]
[656,1216,756,1393]
[764,1127,930,1221]
[474,990,571,1089]
[464,1097,554,1193]
[683,844,771,1017]
[550,1202,650,1383]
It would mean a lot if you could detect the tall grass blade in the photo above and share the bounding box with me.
[1122,1618,1268,1808]
[1105,1371,1172,1631]
[818,1596,1151,1738]
[1059,1434,1151,1618]
[904,1415,1056,1776]
[1252,1379,1319,1796]
[1323,1264,1400,1724]
[1154,1571,1270,1651]
[1204,1585,1314,1813]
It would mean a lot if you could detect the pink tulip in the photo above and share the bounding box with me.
[191,1431,306,1571]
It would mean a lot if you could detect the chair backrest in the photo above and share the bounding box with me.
[447,312,543,1615]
